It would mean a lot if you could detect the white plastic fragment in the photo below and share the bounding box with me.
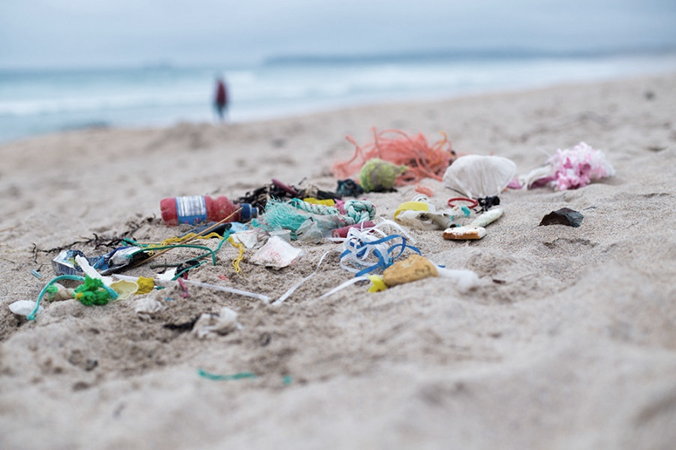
[443,155,517,198]
[134,296,165,317]
[436,268,481,293]
[469,208,503,228]
[444,208,503,240]
[251,236,303,269]
[75,255,114,286]
[192,306,240,339]
[156,268,177,283]
[9,300,44,317]
[443,226,487,240]
[395,209,454,230]
[230,230,261,249]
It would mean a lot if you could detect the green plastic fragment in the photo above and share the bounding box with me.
[197,369,257,381]
[74,276,113,306]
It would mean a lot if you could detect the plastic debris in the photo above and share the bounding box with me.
[394,199,469,231]
[336,179,364,197]
[443,227,487,240]
[181,279,271,303]
[359,158,407,192]
[52,250,89,276]
[272,250,336,306]
[192,306,240,339]
[367,275,387,292]
[52,247,147,277]
[253,198,375,242]
[197,369,256,381]
[332,221,376,238]
[539,208,584,227]
[160,195,257,226]
[332,128,455,186]
[382,254,438,287]
[270,229,292,242]
[443,155,516,199]
[134,296,165,318]
[45,283,75,301]
[109,279,139,300]
[229,229,261,249]
[443,208,503,240]
[9,300,44,317]
[251,236,303,269]
[436,268,481,293]
[378,255,480,292]
[339,225,420,276]
[519,142,615,191]
[74,276,115,306]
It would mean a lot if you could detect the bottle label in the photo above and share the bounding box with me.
[176,196,207,225]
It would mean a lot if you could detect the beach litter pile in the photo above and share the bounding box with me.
[7,127,617,381]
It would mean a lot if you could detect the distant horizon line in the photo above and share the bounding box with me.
[2,44,676,72]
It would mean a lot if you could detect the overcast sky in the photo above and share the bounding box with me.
[1,0,675,69]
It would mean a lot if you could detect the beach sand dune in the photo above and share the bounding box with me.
[1,74,675,450]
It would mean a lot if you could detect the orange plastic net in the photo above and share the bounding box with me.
[332,128,455,185]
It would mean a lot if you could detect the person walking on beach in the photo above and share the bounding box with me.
[214,77,228,121]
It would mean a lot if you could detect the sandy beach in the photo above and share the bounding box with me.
[1,73,676,449]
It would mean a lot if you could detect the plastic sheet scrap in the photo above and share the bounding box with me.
[519,142,615,191]
[192,306,240,339]
[251,236,303,269]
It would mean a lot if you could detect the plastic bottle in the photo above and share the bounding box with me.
[160,196,258,226]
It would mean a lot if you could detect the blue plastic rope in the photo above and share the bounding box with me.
[340,233,420,277]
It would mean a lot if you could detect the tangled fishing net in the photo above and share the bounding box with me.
[332,128,456,186]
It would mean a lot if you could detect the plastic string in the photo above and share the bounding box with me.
[338,226,420,277]
[313,276,369,301]
[332,128,454,185]
[197,369,257,381]
[28,274,119,321]
[272,250,337,306]
[182,279,271,303]
[226,236,246,274]
[447,197,479,209]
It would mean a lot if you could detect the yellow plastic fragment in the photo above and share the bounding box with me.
[303,198,336,206]
[110,279,138,300]
[393,201,429,220]
[135,276,155,294]
[367,275,388,293]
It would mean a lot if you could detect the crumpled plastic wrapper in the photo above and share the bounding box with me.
[134,295,165,320]
[250,236,303,269]
[192,306,240,339]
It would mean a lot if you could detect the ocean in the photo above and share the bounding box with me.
[2,49,676,143]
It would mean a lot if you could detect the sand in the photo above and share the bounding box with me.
[1,73,675,450]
